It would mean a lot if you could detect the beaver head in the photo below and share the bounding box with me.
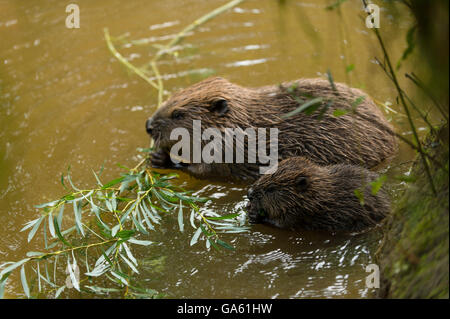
[145,77,254,157]
[246,156,389,232]
[246,157,332,229]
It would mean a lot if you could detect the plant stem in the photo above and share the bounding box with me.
[362,1,437,194]
[104,28,159,90]
[405,73,448,121]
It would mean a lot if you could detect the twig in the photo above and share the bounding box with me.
[104,28,159,90]
[105,0,246,109]
[361,0,437,194]
[405,73,449,121]
[154,0,245,61]
[374,57,437,135]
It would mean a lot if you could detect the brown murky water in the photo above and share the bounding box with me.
[0,0,434,298]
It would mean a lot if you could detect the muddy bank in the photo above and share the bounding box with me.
[377,125,449,298]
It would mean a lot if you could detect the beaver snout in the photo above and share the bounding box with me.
[145,118,154,135]
[247,187,255,199]
[246,198,265,224]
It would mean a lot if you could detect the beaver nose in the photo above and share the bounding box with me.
[247,187,254,199]
[145,118,154,135]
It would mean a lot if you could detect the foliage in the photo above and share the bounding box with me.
[377,126,449,298]
[0,155,248,298]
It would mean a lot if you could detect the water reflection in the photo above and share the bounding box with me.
[0,0,421,298]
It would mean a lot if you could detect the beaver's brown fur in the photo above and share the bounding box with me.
[145,77,397,181]
[246,157,390,232]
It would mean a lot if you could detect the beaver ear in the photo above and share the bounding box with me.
[210,99,229,116]
[295,176,309,192]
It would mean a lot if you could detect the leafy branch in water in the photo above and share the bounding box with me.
[0,153,248,298]
[104,0,246,108]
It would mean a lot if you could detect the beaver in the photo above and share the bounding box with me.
[246,156,390,232]
[145,77,397,181]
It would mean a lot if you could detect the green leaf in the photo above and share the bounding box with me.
[326,0,348,10]
[326,69,338,92]
[128,238,153,246]
[55,286,65,298]
[92,169,103,187]
[397,25,416,70]
[101,176,125,190]
[110,270,128,286]
[190,227,202,246]
[57,204,64,229]
[122,242,137,266]
[139,204,155,231]
[63,194,75,201]
[346,64,355,73]
[317,100,334,120]
[111,225,120,237]
[20,265,30,298]
[48,213,56,238]
[66,166,80,191]
[207,213,239,220]
[354,189,365,206]
[131,215,149,235]
[142,200,160,224]
[35,200,59,209]
[67,254,80,291]
[177,200,184,232]
[116,230,135,239]
[28,216,44,242]
[333,109,349,117]
[216,239,235,250]
[119,253,139,274]
[394,175,417,183]
[0,258,30,278]
[0,273,10,298]
[189,209,196,228]
[73,201,85,237]
[281,97,324,119]
[92,205,110,231]
[137,147,153,153]
[370,174,387,195]
[351,95,366,110]
[159,189,180,203]
[20,218,40,232]
[54,217,71,247]
[61,173,68,190]
[26,252,45,257]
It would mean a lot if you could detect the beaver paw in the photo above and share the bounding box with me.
[246,202,265,224]
[150,149,174,169]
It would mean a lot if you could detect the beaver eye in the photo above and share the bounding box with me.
[266,185,277,193]
[295,176,309,192]
[171,110,183,120]
[210,99,229,116]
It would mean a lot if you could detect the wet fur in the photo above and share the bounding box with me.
[146,77,397,181]
[247,157,390,232]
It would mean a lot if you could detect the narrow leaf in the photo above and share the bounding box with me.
[20,265,30,298]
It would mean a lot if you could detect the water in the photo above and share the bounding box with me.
[0,0,432,298]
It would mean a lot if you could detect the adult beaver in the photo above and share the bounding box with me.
[145,77,397,181]
[246,157,390,232]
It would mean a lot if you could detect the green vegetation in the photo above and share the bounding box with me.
[0,0,249,299]
[0,153,248,299]
[377,127,449,298]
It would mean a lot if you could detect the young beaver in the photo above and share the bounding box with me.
[145,77,397,181]
[246,157,390,232]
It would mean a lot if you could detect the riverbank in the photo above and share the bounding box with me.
[377,125,449,298]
